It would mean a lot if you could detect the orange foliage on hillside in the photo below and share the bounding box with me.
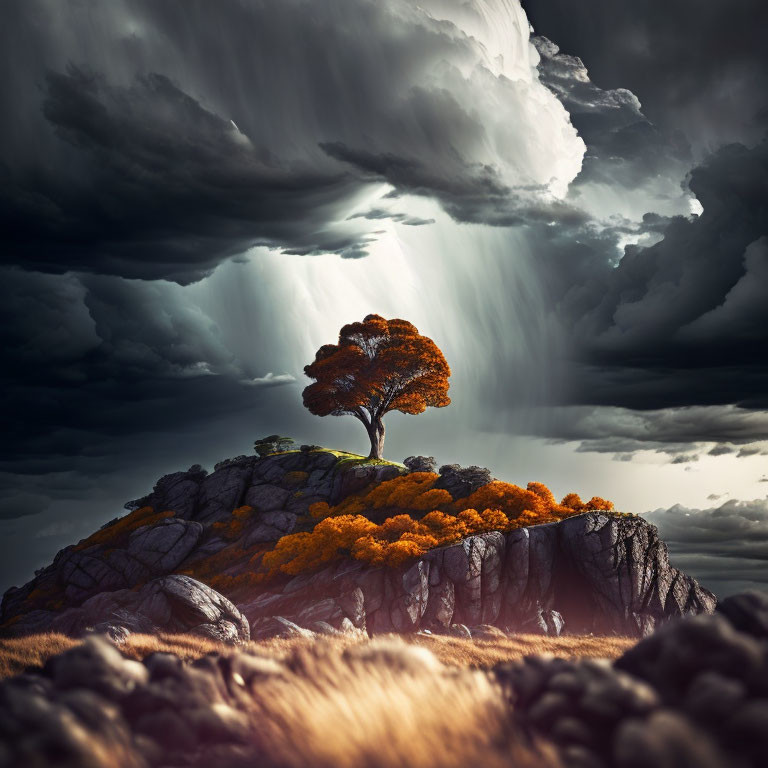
[265,474,614,578]
[561,493,614,512]
[309,472,613,522]
[73,506,174,551]
[211,506,254,541]
[174,476,615,591]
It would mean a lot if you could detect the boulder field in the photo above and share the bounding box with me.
[1,448,715,641]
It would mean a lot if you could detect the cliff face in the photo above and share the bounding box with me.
[0,449,715,640]
[242,512,715,639]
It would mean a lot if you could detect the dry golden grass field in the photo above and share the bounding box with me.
[0,631,636,768]
[0,630,635,678]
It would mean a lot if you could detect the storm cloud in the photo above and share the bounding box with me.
[647,498,768,596]
[561,138,768,411]
[522,0,768,152]
[1,0,583,282]
[530,405,768,459]
[534,36,692,200]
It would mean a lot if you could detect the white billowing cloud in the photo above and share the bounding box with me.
[416,0,586,198]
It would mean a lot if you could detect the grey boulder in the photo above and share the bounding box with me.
[127,518,203,573]
[44,575,250,644]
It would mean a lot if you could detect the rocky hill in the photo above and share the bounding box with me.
[0,447,715,641]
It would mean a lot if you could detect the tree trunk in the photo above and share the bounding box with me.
[367,418,385,459]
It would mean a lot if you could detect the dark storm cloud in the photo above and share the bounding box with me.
[348,208,435,227]
[523,0,768,151]
[497,129,768,451]
[0,493,50,521]
[548,136,768,413]
[0,268,233,387]
[737,446,765,458]
[0,0,582,282]
[533,36,692,189]
[0,267,298,484]
[646,498,768,596]
[530,405,768,458]
[1,66,367,282]
[466,117,768,452]
[670,455,698,465]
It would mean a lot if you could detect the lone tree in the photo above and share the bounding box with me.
[303,315,451,459]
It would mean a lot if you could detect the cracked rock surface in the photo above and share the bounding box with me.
[239,514,714,639]
[45,575,250,644]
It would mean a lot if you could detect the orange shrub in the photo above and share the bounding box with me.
[527,482,557,508]
[409,488,454,511]
[314,473,611,522]
[560,493,585,511]
[262,515,379,576]
[258,474,615,578]
[328,472,443,517]
[457,481,548,519]
[309,501,332,519]
[586,496,614,511]
[264,506,525,576]
[559,493,614,513]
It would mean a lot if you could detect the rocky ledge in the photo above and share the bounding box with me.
[243,511,715,639]
[1,448,714,640]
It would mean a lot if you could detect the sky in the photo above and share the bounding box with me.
[1,0,767,598]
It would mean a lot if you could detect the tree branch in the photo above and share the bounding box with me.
[352,407,371,428]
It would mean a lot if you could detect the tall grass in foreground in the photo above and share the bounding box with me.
[1,633,586,768]
[0,631,635,678]
[243,639,561,768]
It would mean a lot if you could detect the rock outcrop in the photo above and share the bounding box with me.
[137,450,405,525]
[1,449,405,633]
[58,518,204,603]
[403,455,437,473]
[1,448,714,640]
[45,575,249,644]
[239,513,715,638]
[434,463,493,499]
